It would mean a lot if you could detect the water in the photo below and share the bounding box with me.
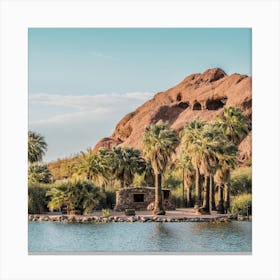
[28,221,251,253]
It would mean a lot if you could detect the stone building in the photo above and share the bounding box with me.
[114,186,175,211]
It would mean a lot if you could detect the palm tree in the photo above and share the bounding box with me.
[46,187,68,213]
[28,131,47,164]
[180,120,205,210]
[78,181,105,214]
[215,106,250,145]
[28,164,52,184]
[78,149,111,191]
[143,120,179,215]
[47,181,104,215]
[177,152,195,207]
[215,145,237,213]
[214,107,244,212]
[143,159,155,187]
[111,146,146,188]
[181,121,235,214]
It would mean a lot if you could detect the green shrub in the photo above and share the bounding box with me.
[28,185,50,214]
[170,186,186,208]
[230,167,252,195]
[46,180,105,215]
[133,173,147,186]
[230,194,252,216]
[102,208,111,217]
[28,164,52,184]
[163,174,181,189]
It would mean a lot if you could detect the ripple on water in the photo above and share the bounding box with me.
[28,221,252,253]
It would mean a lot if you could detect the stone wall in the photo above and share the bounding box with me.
[115,186,174,211]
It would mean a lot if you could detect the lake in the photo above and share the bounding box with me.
[28,221,252,254]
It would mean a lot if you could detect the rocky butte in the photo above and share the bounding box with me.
[93,68,252,163]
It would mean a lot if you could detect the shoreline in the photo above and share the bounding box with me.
[28,208,252,223]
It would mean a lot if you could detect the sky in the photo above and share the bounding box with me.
[28,28,252,162]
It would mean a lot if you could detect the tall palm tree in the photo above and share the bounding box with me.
[28,131,47,164]
[111,146,146,188]
[214,107,245,212]
[143,120,179,215]
[215,146,237,213]
[180,120,205,210]
[181,121,236,214]
[177,152,195,207]
[215,106,251,145]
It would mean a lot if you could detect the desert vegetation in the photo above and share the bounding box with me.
[28,106,251,216]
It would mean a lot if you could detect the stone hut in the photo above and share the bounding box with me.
[114,186,175,211]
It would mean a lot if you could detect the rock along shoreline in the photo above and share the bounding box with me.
[28,214,251,223]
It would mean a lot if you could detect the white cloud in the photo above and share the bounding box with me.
[88,50,118,60]
[29,92,153,110]
[29,91,154,161]
[29,108,110,125]
[29,91,154,125]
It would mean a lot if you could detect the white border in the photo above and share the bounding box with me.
[0,0,279,280]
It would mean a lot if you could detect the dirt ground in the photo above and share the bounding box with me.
[90,208,228,218]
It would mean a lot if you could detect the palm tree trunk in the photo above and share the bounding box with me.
[209,175,216,211]
[217,185,225,214]
[201,175,210,214]
[194,165,201,209]
[186,185,193,207]
[224,183,230,213]
[154,173,165,215]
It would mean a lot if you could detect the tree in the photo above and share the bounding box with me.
[111,146,146,188]
[181,121,237,214]
[46,181,104,215]
[214,107,248,212]
[143,159,155,187]
[143,120,179,215]
[28,131,47,164]
[176,152,195,207]
[78,149,111,191]
[180,120,205,210]
[28,164,52,184]
[214,146,237,213]
[215,106,250,145]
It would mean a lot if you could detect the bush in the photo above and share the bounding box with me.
[46,180,105,215]
[163,174,181,189]
[171,190,182,208]
[230,167,252,195]
[102,208,111,217]
[104,190,116,209]
[170,186,186,208]
[28,185,50,214]
[230,194,252,216]
[28,164,52,184]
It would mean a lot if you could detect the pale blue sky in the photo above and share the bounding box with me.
[28,28,251,162]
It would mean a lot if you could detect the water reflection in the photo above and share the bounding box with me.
[29,221,252,253]
[149,223,176,251]
[152,223,174,238]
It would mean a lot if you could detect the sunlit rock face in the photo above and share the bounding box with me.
[93,68,252,162]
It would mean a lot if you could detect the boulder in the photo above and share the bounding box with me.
[147,202,154,211]
[125,209,136,216]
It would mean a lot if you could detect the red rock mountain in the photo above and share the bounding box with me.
[93,68,252,162]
